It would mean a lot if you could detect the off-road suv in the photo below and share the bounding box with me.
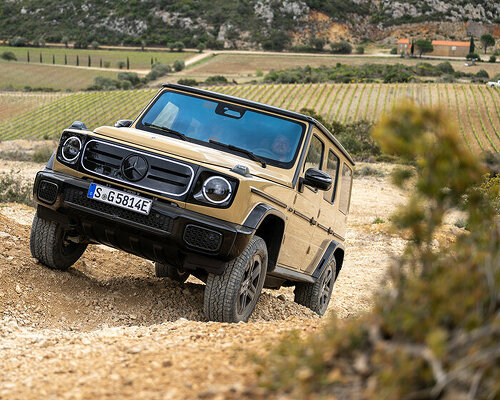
[30,84,354,322]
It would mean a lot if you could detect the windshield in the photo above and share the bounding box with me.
[138,90,306,168]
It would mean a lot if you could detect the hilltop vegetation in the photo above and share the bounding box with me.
[263,62,492,84]
[0,1,497,49]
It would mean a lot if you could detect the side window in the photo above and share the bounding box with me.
[304,135,324,171]
[323,150,340,202]
[339,164,353,214]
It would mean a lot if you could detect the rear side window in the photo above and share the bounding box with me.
[304,135,324,171]
[339,164,353,214]
[323,150,340,202]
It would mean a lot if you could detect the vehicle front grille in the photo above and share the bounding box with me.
[81,140,195,198]
[64,187,174,233]
[183,224,222,252]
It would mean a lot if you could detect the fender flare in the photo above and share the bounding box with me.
[312,240,345,281]
[242,203,286,230]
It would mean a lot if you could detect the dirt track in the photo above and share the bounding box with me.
[0,161,407,399]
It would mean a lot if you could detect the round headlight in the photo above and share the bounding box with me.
[61,136,82,162]
[202,176,232,204]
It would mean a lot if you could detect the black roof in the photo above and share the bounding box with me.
[162,83,355,165]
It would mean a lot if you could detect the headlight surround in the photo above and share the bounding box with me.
[57,131,87,166]
[202,176,232,204]
[189,170,238,208]
[61,136,82,163]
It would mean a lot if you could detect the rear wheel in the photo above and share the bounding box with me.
[30,212,87,271]
[204,236,267,323]
[294,257,336,315]
[154,262,190,283]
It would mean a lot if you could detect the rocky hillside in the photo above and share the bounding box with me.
[0,0,498,49]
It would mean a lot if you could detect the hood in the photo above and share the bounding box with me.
[93,126,292,186]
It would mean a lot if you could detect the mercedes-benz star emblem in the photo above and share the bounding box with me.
[121,155,148,182]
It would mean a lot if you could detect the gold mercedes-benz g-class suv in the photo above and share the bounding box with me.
[30,84,354,322]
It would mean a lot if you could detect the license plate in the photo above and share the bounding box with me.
[87,183,152,215]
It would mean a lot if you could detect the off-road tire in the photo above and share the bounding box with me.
[294,257,336,315]
[204,236,268,323]
[30,212,87,271]
[154,262,190,283]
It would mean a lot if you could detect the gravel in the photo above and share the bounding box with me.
[0,159,411,399]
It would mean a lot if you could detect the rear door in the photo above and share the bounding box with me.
[278,134,325,271]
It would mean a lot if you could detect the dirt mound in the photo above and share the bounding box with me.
[0,213,316,333]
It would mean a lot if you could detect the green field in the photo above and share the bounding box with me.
[0,60,122,91]
[0,46,192,70]
[1,84,498,153]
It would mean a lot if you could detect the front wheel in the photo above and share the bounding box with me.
[294,257,336,315]
[204,236,268,323]
[30,212,87,271]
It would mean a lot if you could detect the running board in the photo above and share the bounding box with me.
[268,266,316,283]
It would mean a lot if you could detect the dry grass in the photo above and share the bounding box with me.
[181,53,500,78]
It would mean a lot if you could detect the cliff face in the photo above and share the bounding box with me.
[0,0,498,48]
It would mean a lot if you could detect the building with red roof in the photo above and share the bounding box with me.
[397,39,471,57]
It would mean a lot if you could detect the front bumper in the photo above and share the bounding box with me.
[33,169,254,274]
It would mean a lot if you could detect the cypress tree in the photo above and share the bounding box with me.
[127,57,130,70]
[76,55,79,66]
[64,54,67,65]
[151,57,153,65]
[100,58,102,68]
[88,55,91,67]
[27,51,30,63]
[52,54,55,64]
[470,36,475,53]
[39,52,42,63]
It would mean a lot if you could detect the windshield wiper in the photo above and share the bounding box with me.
[144,122,189,141]
[209,139,266,168]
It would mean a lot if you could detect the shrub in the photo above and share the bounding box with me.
[177,78,199,86]
[1,51,17,61]
[117,61,126,69]
[390,47,397,54]
[257,102,499,399]
[145,62,172,81]
[476,69,489,78]
[489,55,497,63]
[173,59,185,72]
[91,41,99,50]
[436,61,454,74]
[197,43,206,53]
[117,72,141,86]
[372,217,385,224]
[204,75,228,85]
[8,36,27,47]
[103,61,110,68]
[466,52,480,61]
[300,108,379,160]
[436,74,456,83]
[32,146,54,163]
[330,41,352,54]
[174,41,185,52]
[356,46,365,54]
[87,76,119,90]
[354,165,385,177]
[0,171,33,206]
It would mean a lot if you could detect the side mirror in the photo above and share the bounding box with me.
[69,121,89,130]
[299,168,332,192]
[115,119,133,128]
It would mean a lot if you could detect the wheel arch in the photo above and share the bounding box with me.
[243,203,286,272]
[312,240,345,281]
